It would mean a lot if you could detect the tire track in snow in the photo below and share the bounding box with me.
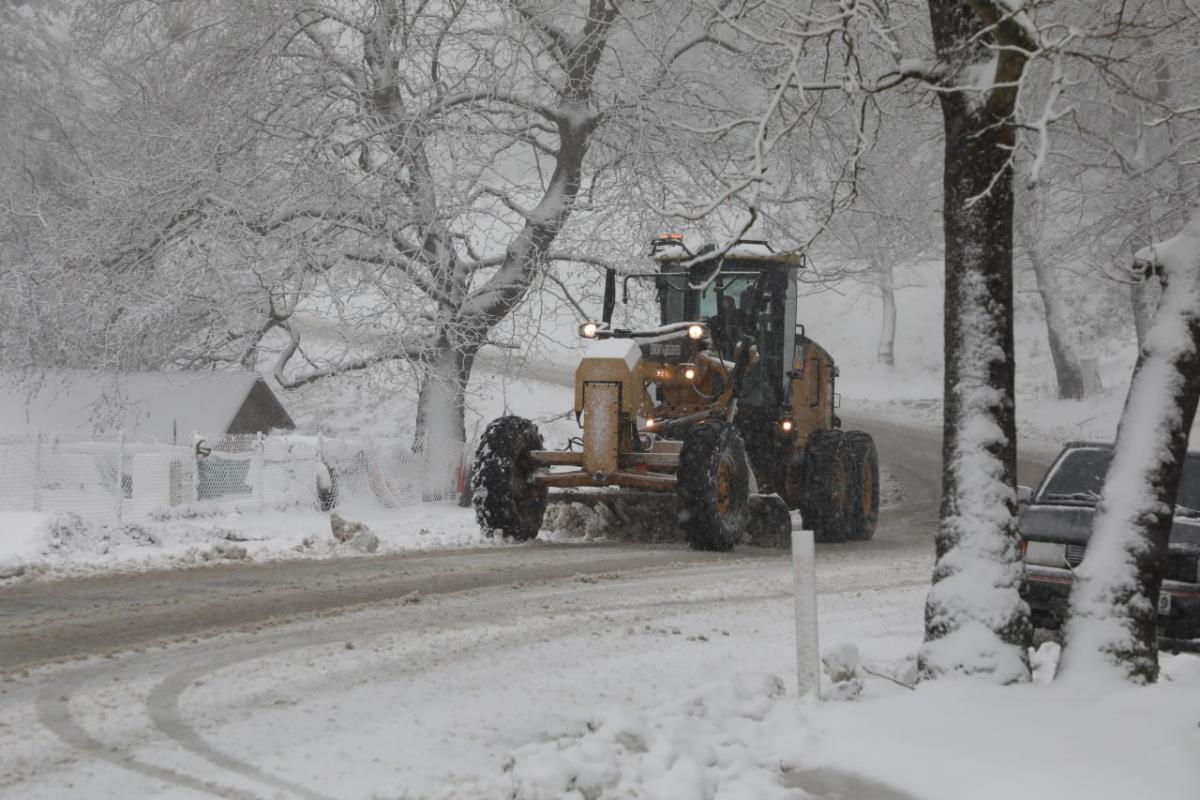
[18,561,925,799]
[34,669,265,800]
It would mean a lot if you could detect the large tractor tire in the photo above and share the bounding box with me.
[471,416,548,542]
[798,428,851,543]
[842,431,880,541]
[677,420,750,552]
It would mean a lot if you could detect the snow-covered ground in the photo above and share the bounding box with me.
[2,544,1196,799]
[0,502,490,582]
[1,265,1197,798]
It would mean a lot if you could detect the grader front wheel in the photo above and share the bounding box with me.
[677,421,749,552]
[471,416,548,541]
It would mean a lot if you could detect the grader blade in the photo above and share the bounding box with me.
[541,490,794,547]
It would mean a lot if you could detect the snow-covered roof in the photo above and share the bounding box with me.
[0,370,294,439]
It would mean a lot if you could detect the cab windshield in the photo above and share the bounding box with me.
[697,275,756,319]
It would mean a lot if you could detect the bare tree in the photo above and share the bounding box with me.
[51,0,852,448]
[1015,183,1086,399]
[823,135,942,368]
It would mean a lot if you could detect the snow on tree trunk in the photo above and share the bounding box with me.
[413,342,472,451]
[1058,204,1200,684]
[1131,272,1162,349]
[877,258,897,367]
[918,1,1032,683]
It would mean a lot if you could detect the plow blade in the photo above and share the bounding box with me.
[541,490,793,548]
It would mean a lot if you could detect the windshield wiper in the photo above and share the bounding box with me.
[1041,491,1101,503]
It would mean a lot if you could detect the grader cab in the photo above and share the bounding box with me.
[471,235,879,550]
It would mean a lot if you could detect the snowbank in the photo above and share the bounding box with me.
[0,502,497,582]
[447,648,1200,800]
[0,512,49,578]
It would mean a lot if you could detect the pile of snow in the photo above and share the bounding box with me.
[445,647,1200,800]
[441,674,808,800]
[0,502,497,581]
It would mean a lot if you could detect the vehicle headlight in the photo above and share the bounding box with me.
[579,321,598,338]
[683,366,696,381]
[687,324,705,340]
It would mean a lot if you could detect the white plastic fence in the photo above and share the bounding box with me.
[0,431,472,523]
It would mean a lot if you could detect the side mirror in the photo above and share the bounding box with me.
[1017,485,1033,507]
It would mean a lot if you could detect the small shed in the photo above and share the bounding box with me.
[0,370,295,440]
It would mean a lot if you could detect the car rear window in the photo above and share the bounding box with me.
[1039,447,1200,513]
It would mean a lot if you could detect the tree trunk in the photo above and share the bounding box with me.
[412,340,473,451]
[918,2,1031,683]
[411,339,476,497]
[1020,237,1085,399]
[877,258,897,366]
[1059,206,1200,684]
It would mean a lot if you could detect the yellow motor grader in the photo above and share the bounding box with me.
[471,235,879,550]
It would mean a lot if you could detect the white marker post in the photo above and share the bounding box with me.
[792,528,820,699]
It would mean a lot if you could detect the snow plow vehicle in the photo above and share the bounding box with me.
[471,234,879,551]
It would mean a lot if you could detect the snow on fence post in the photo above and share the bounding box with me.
[190,432,201,504]
[253,431,265,510]
[791,528,820,698]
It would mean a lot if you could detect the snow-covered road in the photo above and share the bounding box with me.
[0,416,1085,799]
[0,415,964,673]
[1,544,933,798]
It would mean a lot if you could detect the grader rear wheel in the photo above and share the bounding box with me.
[677,421,749,552]
[799,429,850,543]
[842,431,880,541]
[799,428,880,543]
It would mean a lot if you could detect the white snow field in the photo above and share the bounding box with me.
[1,541,1196,799]
[1,260,1196,799]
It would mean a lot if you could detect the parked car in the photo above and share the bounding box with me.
[1018,442,1200,652]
